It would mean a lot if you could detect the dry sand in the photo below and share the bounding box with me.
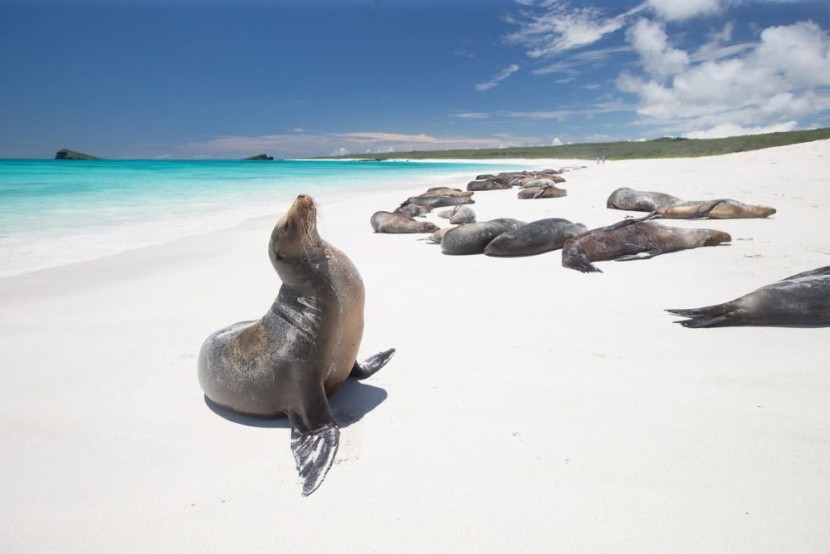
[1,141,829,552]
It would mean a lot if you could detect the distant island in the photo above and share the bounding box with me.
[55,148,100,160]
[242,154,274,161]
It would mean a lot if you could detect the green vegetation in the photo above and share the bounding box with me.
[333,127,830,161]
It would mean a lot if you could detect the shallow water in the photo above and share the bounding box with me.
[0,158,514,276]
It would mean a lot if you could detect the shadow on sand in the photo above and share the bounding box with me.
[204,379,388,429]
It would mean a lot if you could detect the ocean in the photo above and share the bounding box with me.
[0,158,520,276]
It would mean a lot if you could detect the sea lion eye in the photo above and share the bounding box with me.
[275,251,284,261]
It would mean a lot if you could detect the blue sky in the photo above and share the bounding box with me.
[1,0,829,158]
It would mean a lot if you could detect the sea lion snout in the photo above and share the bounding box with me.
[706,230,732,245]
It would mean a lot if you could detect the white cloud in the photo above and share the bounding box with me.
[551,137,564,145]
[475,64,521,91]
[628,18,689,80]
[506,2,645,58]
[647,0,722,21]
[684,121,798,138]
[618,20,830,136]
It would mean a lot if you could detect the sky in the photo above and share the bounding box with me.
[1,0,829,158]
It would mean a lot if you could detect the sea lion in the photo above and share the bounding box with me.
[393,202,432,218]
[436,205,476,224]
[406,194,474,208]
[421,227,453,245]
[518,177,565,188]
[371,211,439,233]
[422,187,475,198]
[667,266,830,327]
[518,185,567,199]
[198,195,396,495]
[561,216,731,273]
[484,218,587,257]
[467,179,512,191]
[655,199,776,219]
[441,218,526,255]
[606,187,682,211]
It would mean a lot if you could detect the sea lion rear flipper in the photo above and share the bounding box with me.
[350,348,396,380]
[287,380,340,496]
[690,199,728,219]
[666,304,733,328]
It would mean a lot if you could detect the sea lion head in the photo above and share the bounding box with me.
[703,229,732,246]
[269,194,326,285]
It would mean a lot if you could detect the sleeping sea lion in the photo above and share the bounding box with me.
[667,266,830,327]
[561,216,731,273]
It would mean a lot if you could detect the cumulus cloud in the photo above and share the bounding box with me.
[647,0,722,21]
[475,64,521,91]
[628,18,689,80]
[618,20,830,136]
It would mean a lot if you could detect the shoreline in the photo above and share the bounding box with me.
[1,141,829,551]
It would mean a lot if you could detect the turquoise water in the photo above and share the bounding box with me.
[0,159,517,276]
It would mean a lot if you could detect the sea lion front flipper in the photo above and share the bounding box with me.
[533,186,549,199]
[350,348,396,380]
[287,380,340,496]
[690,199,728,219]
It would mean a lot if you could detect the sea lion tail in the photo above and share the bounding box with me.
[290,424,340,496]
[350,348,396,380]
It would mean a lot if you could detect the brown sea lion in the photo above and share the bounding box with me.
[655,199,776,219]
[406,194,475,208]
[667,266,830,327]
[198,194,395,495]
[371,211,439,233]
[561,216,731,273]
[518,185,567,199]
[422,187,475,198]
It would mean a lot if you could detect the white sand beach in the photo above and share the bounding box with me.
[1,141,829,552]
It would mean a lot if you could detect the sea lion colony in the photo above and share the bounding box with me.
[368,167,827,325]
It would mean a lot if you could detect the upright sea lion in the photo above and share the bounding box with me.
[441,218,526,255]
[606,187,682,211]
[484,218,587,257]
[406,194,474,208]
[667,266,830,327]
[518,185,567,199]
[655,199,776,219]
[371,211,439,233]
[198,195,396,495]
[561,216,731,273]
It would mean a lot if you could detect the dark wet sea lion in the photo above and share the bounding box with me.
[561,216,731,273]
[198,195,395,495]
[441,218,526,255]
[667,266,830,327]
[656,199,776,219]
[371,211,439,233]
[484,218,587,257]
[518,185,567,199]
[406,194,475,208]
[606,187,682,211]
